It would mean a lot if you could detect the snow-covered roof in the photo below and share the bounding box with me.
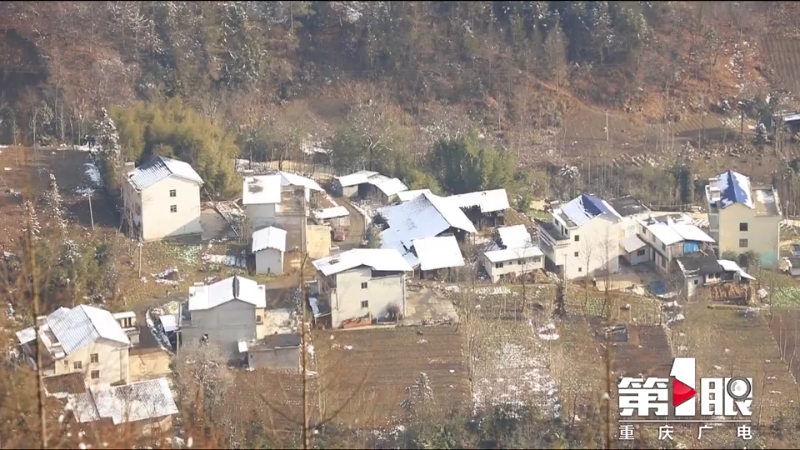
[159,315,177,333]
[238,340,248,353]
[335,170,379,187]
[643,222,685,246]
[242,175,282,205]
[252,226,287,253]
[127,156,203,191]
[274,171,323,192]
[411,235,465,271]
[16,327,36,345]
[559,194,622,227]
[718,259,756,280]
[484,246,544,263]
[398,189,432,202]
[312,249,414,276]
[620,234,647,253]
[68,378,178,425]
[188,276,267,311]
[496,225,533,249]
[712,170,755,209]
[670,223,714,243]
[640,216,714,246]
[447,189,510,213]
[314,206,350,220]
[22,305,131,357]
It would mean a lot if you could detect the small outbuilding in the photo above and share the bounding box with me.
[252,226,287,275]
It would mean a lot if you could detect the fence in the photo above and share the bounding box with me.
[233,159,340,184]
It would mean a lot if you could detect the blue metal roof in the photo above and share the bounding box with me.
[128,156,204,191]
[716,170,754,209]
[561,194,621,227]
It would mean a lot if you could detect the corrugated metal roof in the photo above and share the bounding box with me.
[670,223,714,243]
[252,226,287,253]
[718,259,756,280]
[484,246,544,263]
[642,221,684,246]
[47,305,130,355]
[16,327,35,345]
[412,235,465,271]
[159,315,177,333]
[242,175,282,205]
[620,234,647,253]
[127,156,203,191]
[314,206,350,220]
[312,249,414,276]
[714,170,754,209]
[336,170,378,187]
[560,194,622,227]
[69,377,179,425]
[188,276,267,310]
[398,189,432,202]
[448,189,510,213]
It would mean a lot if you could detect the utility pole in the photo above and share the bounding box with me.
[300,191,310,450]
[138,241,143,278]
[605,110,609,142]
[88,194,95,231]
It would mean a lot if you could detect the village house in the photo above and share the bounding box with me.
[378,191,477,266]
[608,196,653,265]
[674,252,755,300]
[252,226,287,275]
[121,156,204,241]
[397,189,432,202]
[447,189,510,229]
[483,225,544,283]
[246,333,302,371]
[405,235,466,280]
[705,170,782,269]
[16,305,136,387]
[637,214,715,274]
[312,249,413,328]
[537,194,622,280]
[66,377,179,437]
[333,170,409,204]
[180,276,268,354]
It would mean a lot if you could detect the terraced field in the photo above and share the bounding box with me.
[763,36,800,96]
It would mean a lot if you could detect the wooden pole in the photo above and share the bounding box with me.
[138,242,143,279]
[300,191,310,450]
[88,194,95,231]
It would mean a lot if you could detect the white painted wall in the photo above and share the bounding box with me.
[559,216,620,280]
[327,267,406,328]
[255,248,284,275]
[624,247,650,265]
[49,339,130,386]
[483,255,543,283]
[245,203,279,230]
[140,176,203,241]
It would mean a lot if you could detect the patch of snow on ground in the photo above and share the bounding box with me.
[756,189,775,205]
[145,310,173,354]
[349,200,374,225]
[536,322,560,341]
[472,341,561,419]
[75,162,103,196]
[474,286,513,297]
[202,253,247,268]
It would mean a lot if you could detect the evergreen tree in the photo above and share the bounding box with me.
[95,108,122,193]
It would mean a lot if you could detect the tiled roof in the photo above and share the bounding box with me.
[127,156,203,191]
[312,249,414,276]
[69,378,178,425]
[46,305,130,355]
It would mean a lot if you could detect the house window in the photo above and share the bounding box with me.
[574,251,579,257]
[170,205,177,213]
[256,315,262,324]
[169,189,177,197]
[64,360,69,366]
[518,260,524,265]
[661,243,666,251]
[739,239,748,248]
[361,282,368,289]
[636,249,646,256]
[739,222,748,232]
[495,262,504,269]
[578,267,583,273]
[90,354,99,364]
[694,279,699,285]
[73,361,82,370]
[361,300,369,308]
[574,235,580,242]
[90,370,100,380]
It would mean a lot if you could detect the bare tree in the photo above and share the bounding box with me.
[174,342,235,425]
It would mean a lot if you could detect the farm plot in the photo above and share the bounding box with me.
[226,369,314,436]
[673,303,799,426]
[768,308,800,384]
[313,326,468,429]
[763,36,800,97]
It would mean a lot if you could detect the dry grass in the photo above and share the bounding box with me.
[313,326,469,429]
[763,36,800,97]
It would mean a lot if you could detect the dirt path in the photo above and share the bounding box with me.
[336,198,366,251]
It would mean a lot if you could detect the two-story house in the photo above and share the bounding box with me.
[705,170,782,269]
[180,276,268,355]
[16,305,134,386]
[537,194,622,280]
[483,225,544,283]
[122,156,204,241]
[312,249,414,328]
[637,214,715,274]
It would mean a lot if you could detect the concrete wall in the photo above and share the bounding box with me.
[483,254,544,283]
[182,300,257,354]
[140,176,203,241]
[307,224,332,260]
[717,203,781,269]
[50,339,129,386]
[328,267,406,328]
[624,247,650,265]
[245,203,279,231]
[248,347,300,371]
[255,248,283,275]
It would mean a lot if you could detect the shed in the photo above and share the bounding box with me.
[252,227,287,275]
[247,333,302,371]
[620,234,649,265]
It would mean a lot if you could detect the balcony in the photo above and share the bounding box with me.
[537,221,570,253]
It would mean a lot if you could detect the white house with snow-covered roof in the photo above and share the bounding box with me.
[447,189,510,229]
[122,156,204,241]
[537,194,622,280]
[483,225,544,283]
[252,226,287,275]
[334,170,409,203]
[312,249,414,328]
[16,305,135,386]
[180,276,269,354]
[706,170,782,269]
[636,213,715,274]
[242,171,323,230]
